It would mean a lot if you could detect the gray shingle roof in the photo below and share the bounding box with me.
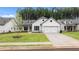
[57,18,79,26]
[0,17,14,25]
[23,20,36,25]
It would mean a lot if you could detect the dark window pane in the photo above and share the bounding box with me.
[34,26,39,30]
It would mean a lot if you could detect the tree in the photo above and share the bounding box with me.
[16,7,79,21]
[15,11,24,32]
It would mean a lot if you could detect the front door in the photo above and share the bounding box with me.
[24,25,32,32]
[24,26,28,31]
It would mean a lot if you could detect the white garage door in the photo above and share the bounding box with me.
[42,26,59,33]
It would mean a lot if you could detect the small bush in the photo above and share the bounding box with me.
[60,30,62,33]
[12,36,22,38]
[9,31,11,33]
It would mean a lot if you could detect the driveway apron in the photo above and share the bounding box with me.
[46,33,79,48]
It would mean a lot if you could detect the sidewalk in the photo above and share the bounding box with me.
[0,42,52,45]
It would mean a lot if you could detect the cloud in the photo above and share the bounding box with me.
[0,15,15,18]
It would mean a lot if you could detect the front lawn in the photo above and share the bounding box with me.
[0,32,49,42]
[63,32,79,40]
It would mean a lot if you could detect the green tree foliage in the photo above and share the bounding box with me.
[16,7,79,20]
[15,11,24,32]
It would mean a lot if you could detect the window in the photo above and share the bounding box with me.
[34,26,39,30]
[50,20,52,22]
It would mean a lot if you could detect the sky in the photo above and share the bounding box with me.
[0,7,18,17]
[0,7,59,17]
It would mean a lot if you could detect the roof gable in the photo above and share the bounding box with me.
[57,19,79,25]
[32,16,48,25]
[42,17,60,26]
[0,17,14,25]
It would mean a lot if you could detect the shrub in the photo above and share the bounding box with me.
[60,30,62,33]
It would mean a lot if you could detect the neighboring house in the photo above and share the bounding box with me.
[0,17,19,33]
[0,17,12,33]
[32,17,60,33]
[57,18,79,32]
[3,19,20,32]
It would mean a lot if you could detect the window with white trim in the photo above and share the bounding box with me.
[34,26,39,30]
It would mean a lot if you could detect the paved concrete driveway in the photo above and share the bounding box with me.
[46,33,79,48]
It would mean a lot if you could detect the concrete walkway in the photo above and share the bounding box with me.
[46,33,79,48]
[0,42,51,45]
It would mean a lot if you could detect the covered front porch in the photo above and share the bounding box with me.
[24,25,32,32]
[64,25,77,32]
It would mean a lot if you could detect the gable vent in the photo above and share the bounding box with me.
[42,20,44,21]
[50,20,52,22]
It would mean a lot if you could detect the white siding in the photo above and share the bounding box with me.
[42,18,60,33]
[0,19,24,33]
[3,19,17,32]
[0,26,4,33]
[60,24,64,31]
[42,26,60,33]
[42,18,60,27]
[76,24,79,31]
[32,17,47,32]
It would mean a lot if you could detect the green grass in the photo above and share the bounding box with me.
[63,32,79,40]
[0,32,49,42]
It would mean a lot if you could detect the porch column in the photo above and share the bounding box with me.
[73,26,74,31]
[28,25,30,32]
[72,26,74,31]
[73,26,75,31]
[70,26,72,31]
[65,26,67,31]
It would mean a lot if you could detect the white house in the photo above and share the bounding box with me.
[57,18,79,32]
[32,17,60,33]
[3,19,20,32]
[0,17,21,33]
[0,26,4,33]
[41,17,60,33]
[32,17,48,32]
